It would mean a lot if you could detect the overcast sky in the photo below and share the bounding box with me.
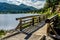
[0,0,46,9]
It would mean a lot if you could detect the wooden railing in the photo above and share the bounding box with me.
[47,14,58,27]
[0,14,47,40]
[48,14,58,22]
[15,14,47,31]
[45,14,58,36]
[1,14,58,40]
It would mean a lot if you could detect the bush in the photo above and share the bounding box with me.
[0,30,6,37]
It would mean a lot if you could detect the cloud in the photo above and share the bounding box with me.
[7,0,22,5]
[22,0,46,9]
[0,0,7,2]
[1,0,46,9]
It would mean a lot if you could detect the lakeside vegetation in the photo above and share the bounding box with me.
[0,30,6,38]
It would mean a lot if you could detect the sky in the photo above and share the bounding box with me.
[0,0,46,9]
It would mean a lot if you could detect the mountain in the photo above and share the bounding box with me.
[0,2,37,13]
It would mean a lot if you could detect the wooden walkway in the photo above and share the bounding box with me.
[1,21,45,40]
[2,21,53,40]
[1,14,58,40]
[22,21,45,34]
[29,24,54,40]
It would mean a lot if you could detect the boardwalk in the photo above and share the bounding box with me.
[2,21,45,40]
[29,23,54,40]
[1,15,58,40]
[3,23,54,40]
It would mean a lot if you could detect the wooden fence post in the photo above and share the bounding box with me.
[45,19,58,36]
[20,19,22,31]
[45,14,47,20]
[45,19,51,36]
[38,16,41,23]
[32,17,34,26]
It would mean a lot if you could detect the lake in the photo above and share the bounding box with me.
[0,14,39,30]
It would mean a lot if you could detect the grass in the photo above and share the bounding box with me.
[38,8,57,18]
[0,30,6,37]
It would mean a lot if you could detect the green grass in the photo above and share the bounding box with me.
[0,30,6,37]
[38,8,57,18]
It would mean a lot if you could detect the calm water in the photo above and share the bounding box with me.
[0,14,39,30]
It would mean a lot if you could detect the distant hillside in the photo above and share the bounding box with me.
[0,2,37,13]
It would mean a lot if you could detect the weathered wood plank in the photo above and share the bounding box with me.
[22,21,45,34]
[16,15,40,20]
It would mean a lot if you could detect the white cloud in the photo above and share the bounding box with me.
[7,0,21,5]
[22,0,46,9]
[6,0,46,9]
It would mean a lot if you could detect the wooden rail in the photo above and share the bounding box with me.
[45,14,59,38]
[15,15,47,31]
[48,14,58,22]
[1,14,58,40]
